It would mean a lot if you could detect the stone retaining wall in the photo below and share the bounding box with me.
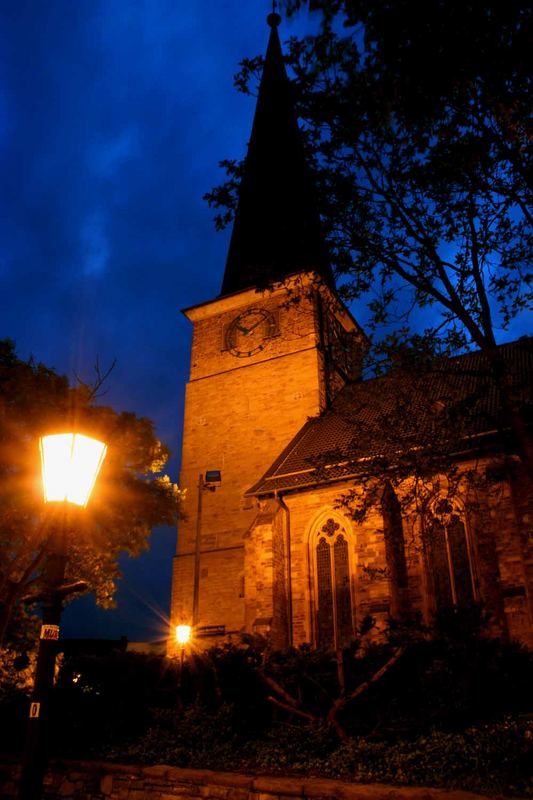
[0,760,495,800]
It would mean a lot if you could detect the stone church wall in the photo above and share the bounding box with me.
[491,467,533,647]
[282,487,392,646]
[169,266,532,652]
[253,459,533,650]
[171,281,331,650]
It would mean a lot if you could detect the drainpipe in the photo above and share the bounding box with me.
[276,492,293,648]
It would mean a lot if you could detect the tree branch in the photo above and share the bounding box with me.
[326,646,405,732]
[259,672,300,708]
[467,198,496,345]
[266,695,320,723]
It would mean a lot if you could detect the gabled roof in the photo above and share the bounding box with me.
[220,14,333,296]
[247,338,533,495]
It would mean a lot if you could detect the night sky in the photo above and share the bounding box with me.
[2,3,530,645]
[1,1,319,644]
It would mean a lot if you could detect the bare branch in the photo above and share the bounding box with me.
[266,695,321,723]
[327,646,405,731]
[74,355,117,401]
[259,672,300,708]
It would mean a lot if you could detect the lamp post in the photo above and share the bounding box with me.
[18,433,107,800]
[175,624,191,686]
[192,471,221,628]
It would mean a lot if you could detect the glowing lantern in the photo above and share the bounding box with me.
[40,433,107,507]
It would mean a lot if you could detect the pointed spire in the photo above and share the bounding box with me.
[220,13,333,296]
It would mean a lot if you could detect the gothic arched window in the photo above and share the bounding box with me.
[426,501,475,609]
[313,518,354,650]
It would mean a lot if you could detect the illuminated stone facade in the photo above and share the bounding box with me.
[170,275,363,647]
[244,461,533,650]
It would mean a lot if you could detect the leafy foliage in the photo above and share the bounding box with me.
[219,0,533,350]
[0,339,184,647]
[100,710,533,796]
[52,650,181,756]
[205,0,533,474]
[320,718,533,796]
[45,624,533,793]
[2,617,531,794]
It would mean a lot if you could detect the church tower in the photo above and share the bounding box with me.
[169,14,364,651]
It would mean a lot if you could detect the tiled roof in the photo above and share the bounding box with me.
[248,337,533,496]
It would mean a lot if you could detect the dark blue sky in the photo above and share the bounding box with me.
[2,3,530,645]
[1,1,320,643]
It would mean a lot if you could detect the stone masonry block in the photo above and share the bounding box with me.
[100,774,114,795]
[201,785,229,799]
[253,777,304,795]
[227,788,252,800]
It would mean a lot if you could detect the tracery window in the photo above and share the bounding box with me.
[426,500,475,609]
[313,517,354,650]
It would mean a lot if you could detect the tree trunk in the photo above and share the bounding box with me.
[0,585,19,648]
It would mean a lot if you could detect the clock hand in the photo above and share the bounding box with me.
[237,324,250,334]
[245,317,265,334]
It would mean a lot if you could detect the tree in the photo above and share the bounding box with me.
[206,0,533,474]
[0,339,183,647]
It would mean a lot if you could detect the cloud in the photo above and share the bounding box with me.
[89,127,140,177]
[81,211,109,276]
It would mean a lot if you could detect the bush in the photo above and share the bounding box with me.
[106,705,243,769]
[102,710,533,797]
[50,650,181,757]
[4,618,532,795]
[324,717,533,796]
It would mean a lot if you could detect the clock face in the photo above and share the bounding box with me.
[225,307,276,357]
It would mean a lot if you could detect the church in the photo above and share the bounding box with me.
[169,14,533,654]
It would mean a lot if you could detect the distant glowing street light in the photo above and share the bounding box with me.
[174,623,192,698]
[18,432,107,800]
[175,624,191,646]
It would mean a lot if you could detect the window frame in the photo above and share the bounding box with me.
[424,498,478,610]
[308,513,356,650]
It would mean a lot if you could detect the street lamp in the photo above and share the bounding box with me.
[192,471,221,628]
[175,624,192,648]
[175,624,191,686]
[40,433,107,507]
[18,433,107,800]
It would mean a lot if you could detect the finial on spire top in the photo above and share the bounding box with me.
[267,0,281,28]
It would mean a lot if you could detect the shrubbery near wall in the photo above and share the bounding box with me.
[1,611,533,796]
[105,709,533,796]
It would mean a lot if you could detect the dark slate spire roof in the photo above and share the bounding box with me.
[220,13,333,296]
